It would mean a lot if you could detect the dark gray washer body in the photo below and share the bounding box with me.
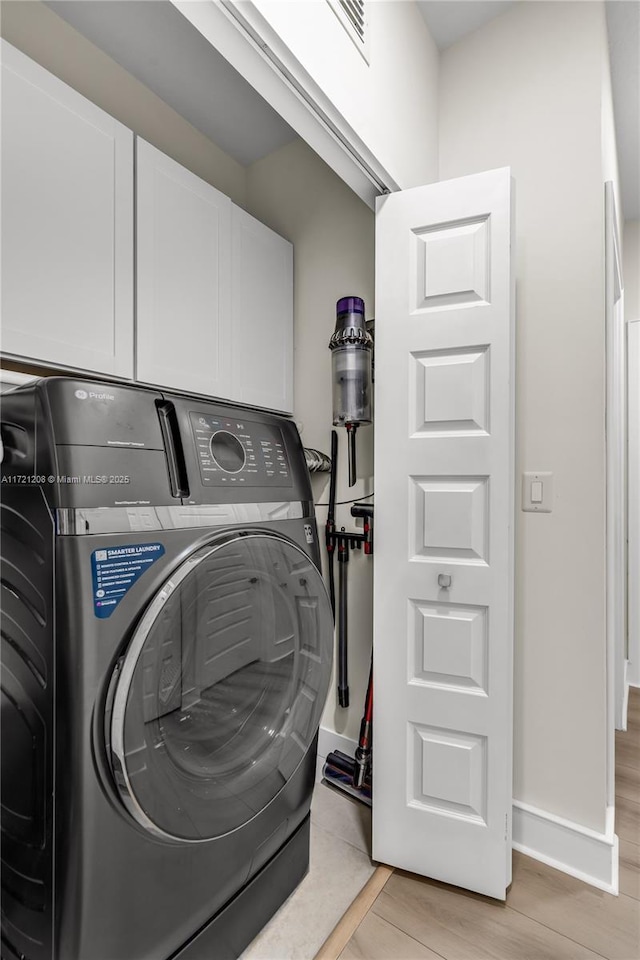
[0,378,333,960]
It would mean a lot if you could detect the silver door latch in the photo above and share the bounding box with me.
[438,574,452,589]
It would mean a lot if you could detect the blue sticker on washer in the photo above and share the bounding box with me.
[91,543,165,619]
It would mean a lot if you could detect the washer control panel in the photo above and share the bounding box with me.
[190,412,292,487]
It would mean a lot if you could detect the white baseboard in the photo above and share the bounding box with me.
[513,801,618,894]
[318,726,357,762]
[317,728,619,894]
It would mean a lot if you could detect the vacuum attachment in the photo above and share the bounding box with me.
[322,657,373,808]
[322,750,372,807]
[329,296,373,487]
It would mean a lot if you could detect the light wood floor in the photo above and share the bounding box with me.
[338,687,640,960]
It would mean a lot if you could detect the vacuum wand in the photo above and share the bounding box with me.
[322,504,374,806]
[337,538,349,707]
[354,658,373,789]
[346,423,358,489]
[326,504,374,712]
[325,430,338,618]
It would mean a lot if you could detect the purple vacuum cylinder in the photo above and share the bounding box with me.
[329,296,373,427]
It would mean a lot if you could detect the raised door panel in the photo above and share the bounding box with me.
[0,41,133,377]
[136,139,232,398]
[230,205,293,414]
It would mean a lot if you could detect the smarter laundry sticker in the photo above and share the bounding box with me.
[91,543,165,619]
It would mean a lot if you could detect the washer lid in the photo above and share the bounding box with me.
[107,531,333,842]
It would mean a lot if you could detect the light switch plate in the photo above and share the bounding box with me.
[522,472,553,512]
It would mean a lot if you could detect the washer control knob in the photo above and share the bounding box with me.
[210,431,246,473]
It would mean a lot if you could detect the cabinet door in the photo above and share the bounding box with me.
[231,206,293,414]
[136,139,232,398]
[1,41,133,378]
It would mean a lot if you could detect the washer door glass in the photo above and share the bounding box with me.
[108,531,332,841]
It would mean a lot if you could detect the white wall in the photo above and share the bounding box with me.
[0,0,247,205]
[440,1,611,832]
[625,221,640,321]
[245,139,375,742]
[625,220,640,687]
[251,0,439,189]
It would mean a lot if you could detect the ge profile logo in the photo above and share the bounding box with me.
[74,389,88,400]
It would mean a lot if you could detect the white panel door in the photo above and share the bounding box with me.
[136,139,232,398]
[373,168,515,899]
[230,205,293,413]
[1,41,133,377]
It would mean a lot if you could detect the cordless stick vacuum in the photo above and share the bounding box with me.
[323,296,374,805]
[323,416,374,801]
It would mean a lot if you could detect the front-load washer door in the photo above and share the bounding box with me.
[108,531,332,842]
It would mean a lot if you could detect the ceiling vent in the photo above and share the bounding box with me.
[328,0,369,62]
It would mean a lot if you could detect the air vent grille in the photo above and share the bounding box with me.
[341,0,365,41]
[328,0,369,61]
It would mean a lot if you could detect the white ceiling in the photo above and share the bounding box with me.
[46,1,297,166]
[418,0,640,221]
[417,1,515,49]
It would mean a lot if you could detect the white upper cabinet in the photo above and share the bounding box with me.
[1,43,294,411]
[230,206,293,414]
[136,141,293,413]
[0,41,134,377]
[135,138,233,399]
